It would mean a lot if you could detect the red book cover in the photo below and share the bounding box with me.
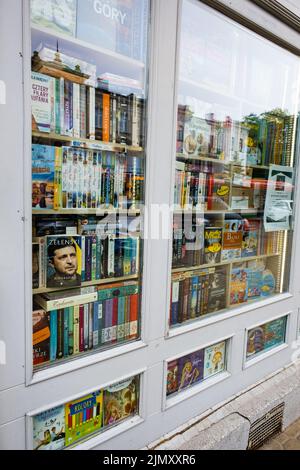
[129,293,139,340]
[102,93,110,142]
[207,174,214,210]
[79,305,84,352]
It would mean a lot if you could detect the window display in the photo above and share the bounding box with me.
[169,0,299,329]
[31,0,149,370]
[246,316,287,360]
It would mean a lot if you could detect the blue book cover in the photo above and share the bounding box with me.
[93,301,99,348]
[50,310,57,362]
[32,144,55,209]
[117,296,126,341]
[96,236,102,280]
[104,299,113,344]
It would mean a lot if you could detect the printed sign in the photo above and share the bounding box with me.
[264,164,294,231]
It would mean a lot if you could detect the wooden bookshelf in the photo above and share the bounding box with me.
[33,274,139,295]
[32,131,144,153]
[172,253,280,274]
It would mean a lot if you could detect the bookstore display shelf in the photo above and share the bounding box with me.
[32,131,144,153]
[176,153,270,170]
[32,208,141,216]
[31,25,146,70]
[33,274,139,295]
[172,253,280,274]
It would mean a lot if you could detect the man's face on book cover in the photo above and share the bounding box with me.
[51,246,78,277]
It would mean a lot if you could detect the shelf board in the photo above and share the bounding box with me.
[176,153,269,169]
[32,131,144,153]
[173,208,264,215]
[172,253,280,274]
[33,274,139,295]
[31,25,145,70]
[32,208,141,216]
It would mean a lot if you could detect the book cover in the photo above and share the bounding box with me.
[221,219,243,261]
[177,350,204,392]
[65,390,103,447]
[230,268,248,305]
[242,219,260,258]
[203,341,226,379]
[264,317,286,350]
[32,243,40,289]
[46,236,82,288]
[183,115,211,157]
[246,326,265,358]
[260,269,276,297]
[211,172,230,210]
[32,144,55,209]
[167,360,179,396]
[203,227,222,264]
[33,405,65,450]
[208,267,227,313]
[32,310,50,366]
[31,72,52,133]
[103,376,138,427]
[244,267,263,299]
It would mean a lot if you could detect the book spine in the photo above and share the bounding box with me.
[63,307,69,357]
[73,83,80,138]
[112,297,118,343]
[81,235,86,282]
[59,78,64,134]
[57,309,64,359]
[102,92,110,142]
[101,237,108,278]
[98,301,103,346]
[88,303,93,349]
[54,147,61,210]
[104,298,113,343]
[80,84,87,139]
[68,306,74,355]
[91,236,97,281]
[108,236,115,277]
[117,296,125,341]
[50,309,57,361]
[85,236,92,282]
[83,304,89,350]
[79,305,84,352]
[123,238,131,276]
[39,237,46,288]
[49,77,55,133]
[129,293,138,339]
[73,305,80,354]
[101,301,106,344]
[124,297,131,339]
[120,95,128,144]
[93,301,99,348]
[96,236,102,280]
[112,93,117,143]
[87,86,95,140]
[171,280,179,326]
[55,78,60,134]
[95,89,103,141]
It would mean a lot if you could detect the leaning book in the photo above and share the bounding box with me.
[33,405,65,450]
[46,236,82,288]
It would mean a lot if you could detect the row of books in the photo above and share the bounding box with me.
[33,235,140,289]
[172,217,281,268]
[33,282,140,366]
[32,144,144,210]
[167,341,226,396]
[177,108,296,167]
[31,71,144,146]
[170,267,227,326]
[174,160,267,211]
[170,261,277,326]
[33,375,139,450]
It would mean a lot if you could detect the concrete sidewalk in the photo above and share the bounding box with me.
[259,418,300,450]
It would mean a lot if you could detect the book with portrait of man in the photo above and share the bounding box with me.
[46,235,82,288]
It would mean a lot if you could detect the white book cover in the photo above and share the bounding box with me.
[31,72,51,133]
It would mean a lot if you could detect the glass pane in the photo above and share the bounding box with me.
[166,340,228,397]
[246,316,287,360]
[170,0,300,329]
[31,0,149,370]
[32,374,140,449]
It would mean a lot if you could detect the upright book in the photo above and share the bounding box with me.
[46,236,82,288]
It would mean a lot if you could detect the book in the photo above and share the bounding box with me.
[31,72,52,133]
[103,376,138,427]
[33,405,65,450]
[242,219,260,258]
[203,341,226,379]
[177,350,204,392]
[203,227,222,264]
[208,267,227,313]
[167,360,179,396]
[230,268,248,305]
[32,144,55,209]
[34,291,97,312]
[32,243,40,289]
[32,309,50,366]
[183,115,211,157]
[46,235,82,288]
[65,390,103,447]
[246,326,265,357]
[221,219,243,261]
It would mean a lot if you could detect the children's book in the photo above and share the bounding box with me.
[203,341,226,379]
[103,376,138,427]
[32,144,55,209]
[221,219,243,261]
[230,268,248,305]
[246,326,265,358]
[177,350,204,392]
[65,390,103,446]
[264,317,286,350]
[33,405,65,450]
[167,360,179,396]
[203,227,222,265]
[242,219,260,258]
